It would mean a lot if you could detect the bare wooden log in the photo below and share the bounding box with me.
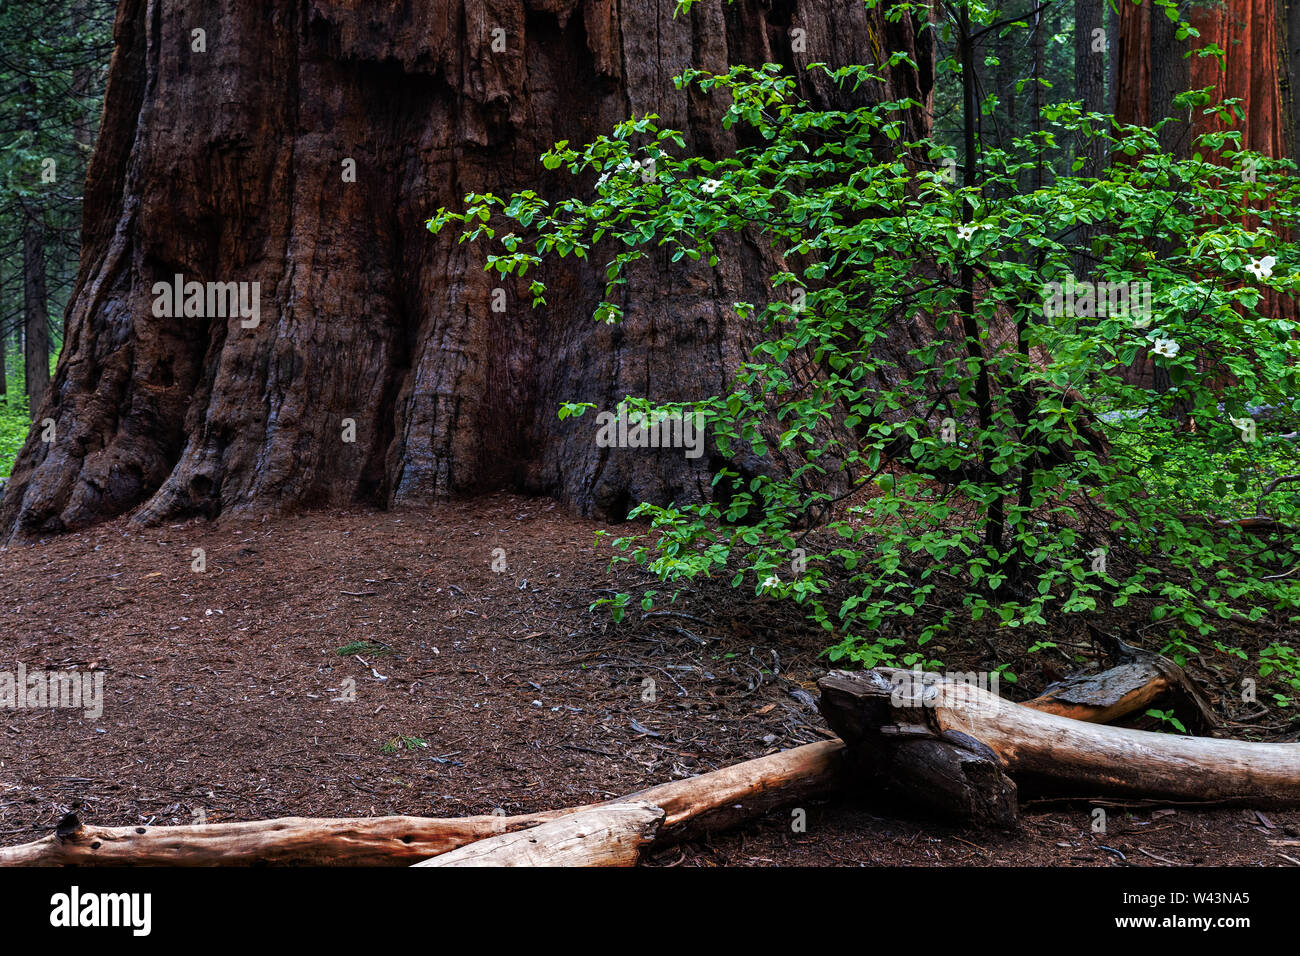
[820,669,1300,807]
[0,810,570,867]
[0,740,844,866]
[414,803,664,867]
[613,738,844,842]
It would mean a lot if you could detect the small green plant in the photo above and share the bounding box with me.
[381,736,428,754]
[1259,643,1300,706]
[589,592,631,623]
[0,399,28,482]
[1144,708,1189,734]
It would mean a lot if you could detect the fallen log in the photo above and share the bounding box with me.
[0,740,844,866]
[618,736,843,841]
[820,668,1300,811]
[9,666,1291,864]
[864,730,1019,828]
[415,803,664,867]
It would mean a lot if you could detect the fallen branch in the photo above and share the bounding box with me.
[8,664,1290,863]
[0,740,844,866]
[0,811,568,867]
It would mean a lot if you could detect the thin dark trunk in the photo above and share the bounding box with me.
[1150,2,1190,159]
[1149,3,1190,407]
[996,15,1016,142]
[1032,6,1046,193]
[959,4,1002,555]
[1283,0,1300,158]
[1073,0,1107,278]
[22,217,50,420]
[1106,0,1119,112]
[0,260,8,405]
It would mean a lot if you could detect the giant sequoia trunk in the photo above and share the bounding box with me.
[0,0,933,538]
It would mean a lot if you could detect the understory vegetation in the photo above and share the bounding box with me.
[434,0,1300,713]
[0,347,31,481]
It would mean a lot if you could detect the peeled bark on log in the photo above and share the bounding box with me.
[414,802,663,867]
[1021,642,1217,733]
[819,669,1300,808]
[0,740,844,866]
[1021,661,1174,724]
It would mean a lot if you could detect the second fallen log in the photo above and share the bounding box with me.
[819,668,1300,808]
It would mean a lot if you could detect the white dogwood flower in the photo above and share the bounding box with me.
[1152,337,1179,358]
[1247,255,1277,280]
[700,179,723,194]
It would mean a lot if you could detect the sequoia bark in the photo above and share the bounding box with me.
[0,0,933,538]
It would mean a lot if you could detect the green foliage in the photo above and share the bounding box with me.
[1259,643,1300,706]
[431,1,1298,709]
[0,346,32,481]
[1144,708,1189,734]
[590,591,632,624]
[0,402,26,482]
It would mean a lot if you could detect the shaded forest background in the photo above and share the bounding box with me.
[0,0,115,477]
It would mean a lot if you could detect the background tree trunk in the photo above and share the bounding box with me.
[1073,0,1107,279]
[0,0,934,538]
[1149,3,1190,160]
[21,217,49,420]
[1074,0,1106,173]
[0,256,8,404]
[1114,0,1150,132]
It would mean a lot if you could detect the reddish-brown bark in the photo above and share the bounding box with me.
[0,0,934,539]
[1114,0,1298,341]
[1118,0,1289,159]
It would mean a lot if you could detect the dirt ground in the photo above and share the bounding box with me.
[1,493,1297,866]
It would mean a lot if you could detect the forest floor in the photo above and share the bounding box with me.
[1,493,1297,866]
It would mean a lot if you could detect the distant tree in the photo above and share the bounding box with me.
[0,0,114,414]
